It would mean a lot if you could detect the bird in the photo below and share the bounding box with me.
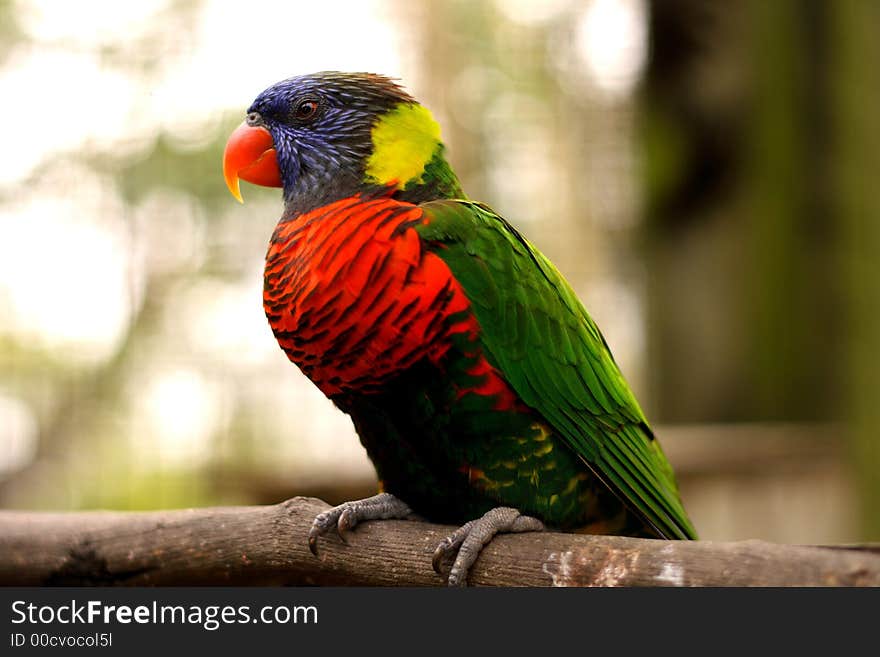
[222,71,697,586]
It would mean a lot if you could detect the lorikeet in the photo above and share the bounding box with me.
[223,72,697,586]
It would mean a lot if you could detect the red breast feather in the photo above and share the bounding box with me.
[264,194,477,396]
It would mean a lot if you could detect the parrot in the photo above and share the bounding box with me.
[222,71,697,586]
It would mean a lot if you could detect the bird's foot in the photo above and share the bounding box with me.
[308,492,414,556]
[432,507,544,586]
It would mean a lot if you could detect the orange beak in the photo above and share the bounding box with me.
[222,121,282,202]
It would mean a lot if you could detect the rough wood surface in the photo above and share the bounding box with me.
[0,497,877,586]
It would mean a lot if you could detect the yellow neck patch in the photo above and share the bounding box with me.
[364,103,441,188]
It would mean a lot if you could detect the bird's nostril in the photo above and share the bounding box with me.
[246,111,262,126]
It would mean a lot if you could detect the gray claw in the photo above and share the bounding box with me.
[337,508,355,543]
[433,508,544,586]
[308,510,334,556]
[431,543,445,575]
[307,493,413,557]
[431,520,471,574]
[432,538,452,575]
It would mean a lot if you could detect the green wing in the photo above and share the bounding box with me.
[418,200,697,540]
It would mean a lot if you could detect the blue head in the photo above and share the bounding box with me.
[223,71,463,215]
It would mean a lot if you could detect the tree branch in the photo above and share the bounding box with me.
[0,497,877,586]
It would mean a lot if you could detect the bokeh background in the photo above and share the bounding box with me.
[0,0,877,543]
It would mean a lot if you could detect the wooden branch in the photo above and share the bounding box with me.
[0,497,877,586]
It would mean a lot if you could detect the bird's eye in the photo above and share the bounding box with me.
[293,98,320,122]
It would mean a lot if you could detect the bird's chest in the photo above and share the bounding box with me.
[262,196,471,396]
